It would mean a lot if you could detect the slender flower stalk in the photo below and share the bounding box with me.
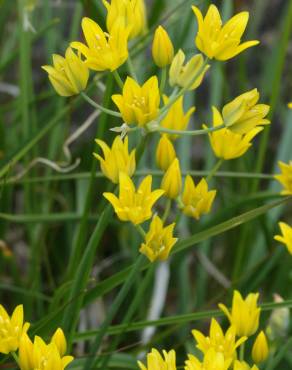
[81,92,121,117]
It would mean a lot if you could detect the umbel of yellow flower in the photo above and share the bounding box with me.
[112,76,160,127]
[192,318,247,360]
[274,161,292,195]
[138,348,176,370]
[161,95,195,140]
[139,215,177,262]
[234,361,259,370]
[274,222,292,254]
[192,4,259,61]
[252,331,269,364]
[152,26,174,67]
[181,176,216,220]
[104,173,164,225]
[221,89,270,134]
[204,107,263,160]
[42,47,89,97]
[103,0,147,39]
[161,158,182,199]
[185,348,232,370]
[219,290,261,337]
[19,330,73,370]
[0,304,30,354]
[71,17,129,71]
[156,135,176,171]
[93,136,136,184]
[169,50,209,90]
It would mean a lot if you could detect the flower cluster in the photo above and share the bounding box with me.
[42,1,273,265]
[138,290,269,369]
[0,304,73,370]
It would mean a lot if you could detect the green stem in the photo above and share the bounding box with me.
[162,199,172,223]
[112,70,124,90]
[4,170,275,186]
[62,203,113,345]
[96,264,155,368]
[65,76,114,280]
[136,224,146,238]
[159,67,167,94]
[83,255,146,370]
[81,92,121,117]
[239,342,245,361]
[127,53,138,80]
[152,123,225,137]
[206,159,224,182]
[11,351,20,366]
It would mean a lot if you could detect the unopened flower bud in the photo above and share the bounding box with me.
[252,331,269,364]
[152,26,174,68]
[161,158,182,199]
[156,135,176,171]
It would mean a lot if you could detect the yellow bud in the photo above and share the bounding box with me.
[161,158,182,199]
[156,135,176,171]
[152,26,174,68]
[252,331,269,364]
[51,328,67,356]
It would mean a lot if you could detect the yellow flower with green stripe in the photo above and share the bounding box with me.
[42,47,89,97]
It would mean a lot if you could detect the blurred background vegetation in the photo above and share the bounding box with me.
[0,0,292,368]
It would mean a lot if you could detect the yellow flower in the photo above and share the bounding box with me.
[288,102,292,109]
[19,331,73,370]
[93,136,136,184]
[274,222,292,254]
[103,0,147,39]
[219,290,261,337]
[152,26,174,67]
[156,135,176,171]
[192,318,247,360]
[181,176,216,220]
[42,47,89,97]
[169,50,209,90]
[71,17,129,71]
[252,331,269,363]
[192,4,259,60]
[112,76,160,127]
[161,95,195,140]
[221,89,270,134]
[103,172,164,225]
[274,161,292,195]
[234,361,259,370]
[161,158,182,199]
[185,349,232,370]
[204,107,263,160]
[139,215,177,262]
[0,304,30,354]
[138,348,176,370]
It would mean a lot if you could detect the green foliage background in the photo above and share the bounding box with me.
[0,0,292,368]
